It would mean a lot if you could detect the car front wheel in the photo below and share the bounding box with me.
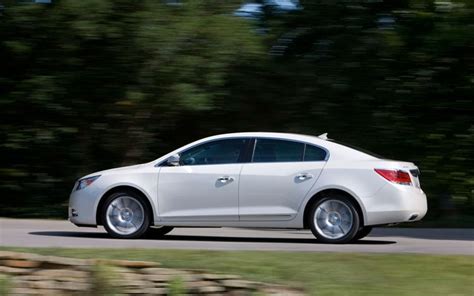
[309,195,360,244]
[102,191,151,239]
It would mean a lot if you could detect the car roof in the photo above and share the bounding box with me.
[201,132,321,142]
[150,132,378,165]
[194,132,377,160]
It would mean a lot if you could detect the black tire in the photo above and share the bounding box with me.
[353,226,373,241]
[102,191,151,239]
[147,226,174,238]
[309,194,360,244]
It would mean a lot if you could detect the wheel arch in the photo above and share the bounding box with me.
[96,185,155,226]
[302,188,366,229]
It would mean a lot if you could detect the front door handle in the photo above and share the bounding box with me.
[217,176,234,183]
[296,173,313,181]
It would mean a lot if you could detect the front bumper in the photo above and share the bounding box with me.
[364,183,428,226]
[68,185,102,226]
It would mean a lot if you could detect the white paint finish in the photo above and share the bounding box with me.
[69,186,101,225]
[69,165,160,225]
[314,160,389,198]
[364,182,427,225]
[69,132,428,231]
[238,162,325,220]
[158,164,242,221]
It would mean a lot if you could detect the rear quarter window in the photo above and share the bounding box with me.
[304,145,327,161]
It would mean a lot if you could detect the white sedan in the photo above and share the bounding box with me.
[69,132,427,243]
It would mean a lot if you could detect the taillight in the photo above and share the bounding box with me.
[374,169,411,185]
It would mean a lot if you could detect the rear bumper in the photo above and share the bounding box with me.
[364,183,428,226]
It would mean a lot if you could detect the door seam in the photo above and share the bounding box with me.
[237,163,245,220]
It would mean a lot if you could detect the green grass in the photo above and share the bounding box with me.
[1,247,473,295]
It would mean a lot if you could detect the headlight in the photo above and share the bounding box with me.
[75,175,100,191]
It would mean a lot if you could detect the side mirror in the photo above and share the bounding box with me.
[166,154,180,166]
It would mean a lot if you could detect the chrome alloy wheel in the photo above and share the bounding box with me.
[314,199,353,239]
[106,196,145,235]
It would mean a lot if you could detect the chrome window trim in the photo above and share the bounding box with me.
[155,136,330,167]
[250,137,329,163]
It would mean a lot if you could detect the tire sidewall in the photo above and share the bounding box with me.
[309,195,360,244]
[102,191,151,239]
[146,226,174,238]
[354,226,373,241]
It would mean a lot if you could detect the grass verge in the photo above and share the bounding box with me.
[1,247,473,295]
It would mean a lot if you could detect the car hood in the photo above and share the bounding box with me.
[82,163,145,179]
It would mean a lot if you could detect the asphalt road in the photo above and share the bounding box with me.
[0,218,473,255]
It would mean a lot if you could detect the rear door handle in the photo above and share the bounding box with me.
[217,176,234,183]
[296,173,313,181]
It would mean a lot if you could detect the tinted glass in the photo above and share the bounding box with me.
[180,139,247,166]
[253,139,304,163]
[304,145,327,161]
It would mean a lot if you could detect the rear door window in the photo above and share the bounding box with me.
[252,139,304,163]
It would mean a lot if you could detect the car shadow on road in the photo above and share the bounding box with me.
[28,231,396,245]
[155,234,396,244]
[371,228,474,241]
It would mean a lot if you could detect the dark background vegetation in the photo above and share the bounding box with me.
[0,0,472,225]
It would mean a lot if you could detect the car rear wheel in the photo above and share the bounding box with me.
[147,226,174,237]
[102,191,151,239]
[309,195,360,244]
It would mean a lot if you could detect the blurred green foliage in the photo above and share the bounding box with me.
[0,274,11,295]
[168,277,186,296]
[0,0,472,223]
[90,263,120,296]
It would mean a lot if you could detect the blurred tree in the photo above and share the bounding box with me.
[0,0,263,216]
[259,0,474,218]
[0,0,472,223]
